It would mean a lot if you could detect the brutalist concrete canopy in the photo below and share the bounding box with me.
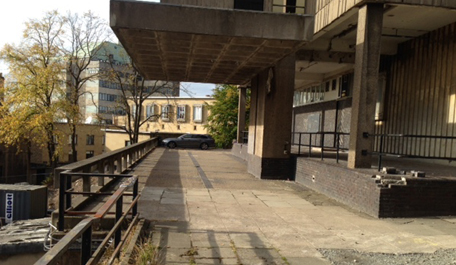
[110,0,313,84]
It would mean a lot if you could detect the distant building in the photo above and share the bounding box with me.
[73,42,180,125]
[31,123,107,166]
[106,97,215,151]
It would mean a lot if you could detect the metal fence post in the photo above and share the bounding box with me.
[115,196,123,248]
[321,133,325,161]
[66,174,72,210]
[309,134,312,157]
[378,134,384,172]
[298,133,302,155]
[58,173,66,231]
[133,180,138,217]
[336,133,340,164]
[81,226,92,264]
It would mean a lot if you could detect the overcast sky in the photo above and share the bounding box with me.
[0,0,215,97]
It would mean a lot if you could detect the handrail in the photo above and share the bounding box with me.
[292,131,456,170]
[292,132,350,163]
[365,133,456,171]
[36,175,140,265]
[36,137,158,265]
[54,137,158,188]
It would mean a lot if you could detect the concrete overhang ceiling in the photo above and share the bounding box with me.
[305,4,456,55]
[110,0,313,85]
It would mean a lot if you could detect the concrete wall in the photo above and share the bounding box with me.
[294,22,456,159]
[0,253,44,265]
[315,0,456,34]
[314,0,360,33]
[375,22,456,158]
[293,98,352,149]
[232,143,249,161]
[105,131,152,152]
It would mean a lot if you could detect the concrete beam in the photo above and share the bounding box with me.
[111,1,313,41]
[294,72,325,81]
[296,50,356,64]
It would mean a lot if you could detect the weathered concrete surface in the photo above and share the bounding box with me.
[348,3,383,168]
[0,218,49,264]
[110,0,313,84]
[132,148,456,264]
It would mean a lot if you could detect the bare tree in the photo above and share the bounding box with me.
[104,55,178,144]
[63,11,110,162]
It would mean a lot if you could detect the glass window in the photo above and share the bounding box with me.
[146,104,155,118]
[68,135,78,145]
[86,135,95,145]
[162,105,170,121]
[177,105,186,121]
[193,105,203,122]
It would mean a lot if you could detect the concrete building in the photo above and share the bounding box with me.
[74,42,180,124]
[110,1,456,217]
[110,0,313,179]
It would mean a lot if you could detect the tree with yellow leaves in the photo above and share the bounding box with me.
[0,11,67,171]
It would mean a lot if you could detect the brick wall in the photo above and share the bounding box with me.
[380,178,456,217]
[296,157,456,217]
[296,158,381,217]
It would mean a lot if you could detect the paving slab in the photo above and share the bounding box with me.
[131,148,456,265]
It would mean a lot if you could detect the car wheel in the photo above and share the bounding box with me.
[167,142,177,149]
[200,142,209,150]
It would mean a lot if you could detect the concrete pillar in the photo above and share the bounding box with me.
[247,54,295,179]
[348,4,383,168]
[237,87,247,143]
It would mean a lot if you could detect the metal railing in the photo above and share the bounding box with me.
[36,175,139,265]
[367,133,456,171]
[272,1,306,14]
[35,137,158,265]
[292,131,456,170]
[54,137,158,189]
[292,132,350,163]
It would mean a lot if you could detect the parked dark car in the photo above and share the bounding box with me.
[162,134,215,150]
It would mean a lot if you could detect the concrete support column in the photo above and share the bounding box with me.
[247,54,295,179]
[237,87,247,143]
[348,4,383,168]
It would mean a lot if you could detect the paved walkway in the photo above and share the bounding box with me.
[132,148,456,265]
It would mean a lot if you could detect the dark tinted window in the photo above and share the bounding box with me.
[234,0,263,11]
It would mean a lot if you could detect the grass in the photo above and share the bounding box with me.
[134,239,160,265]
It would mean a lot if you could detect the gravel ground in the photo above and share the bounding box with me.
[319,249,456,265]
